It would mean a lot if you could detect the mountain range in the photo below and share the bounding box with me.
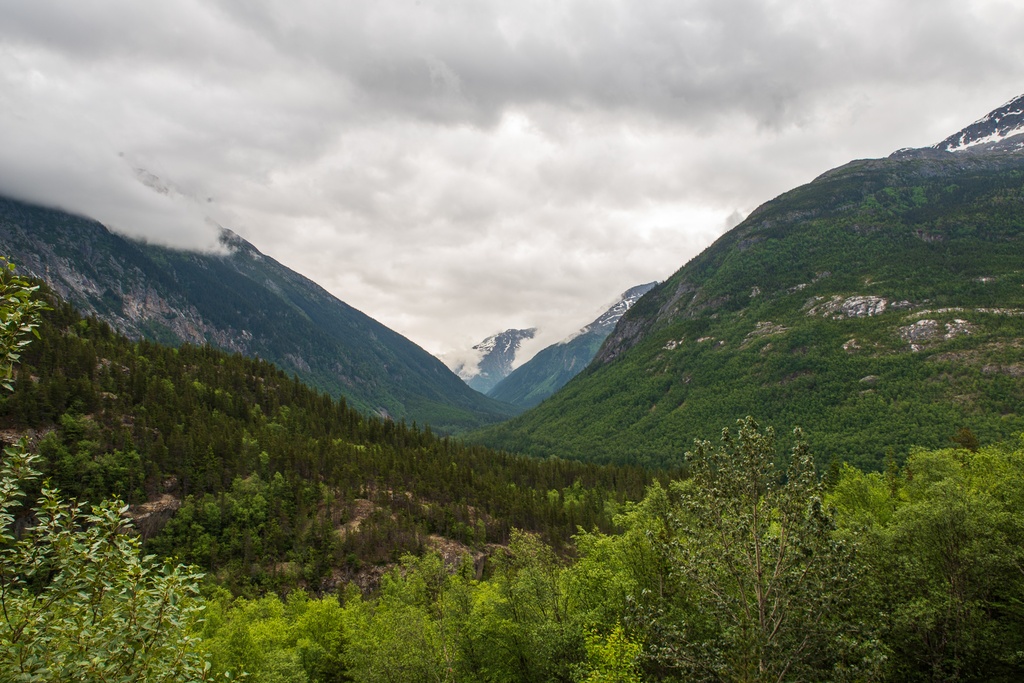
[472,94,1024,470]
[487,282,657,408]
[4,94,1024,466]
[0,198,516,432]
[5,92,1024,683]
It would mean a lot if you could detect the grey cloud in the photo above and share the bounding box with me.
[2,0,1024,355]
[191,0,1023,128]
[9,2,1024,125]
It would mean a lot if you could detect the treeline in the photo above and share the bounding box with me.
[0,293,659,594]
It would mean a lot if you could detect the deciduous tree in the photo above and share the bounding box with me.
[658,417,882,681]
[0,259,212,681]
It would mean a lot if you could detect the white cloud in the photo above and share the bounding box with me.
[2,0,1024,356]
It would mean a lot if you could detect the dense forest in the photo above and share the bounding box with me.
[192,428,1024,682]
[3,266,1024,682]
[0,280,657,595]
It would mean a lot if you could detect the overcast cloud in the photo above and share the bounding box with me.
[2,0,1024,360]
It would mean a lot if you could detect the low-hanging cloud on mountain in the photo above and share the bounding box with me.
[2,0,1024,354]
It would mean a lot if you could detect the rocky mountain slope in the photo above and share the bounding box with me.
[449,328,537,394]
[488,282,657,408]
[933,93,1024,152]
[0,196,516,432]
[473,96,1024,469]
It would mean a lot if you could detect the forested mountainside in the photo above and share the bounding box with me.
[4,236,1024,682]
[0,197,517,432]
[474,150,1024,470]
[488,282,657,408]
[0,287,656,594]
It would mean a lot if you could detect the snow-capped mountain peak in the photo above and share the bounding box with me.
[484,281,658,408]
[933,93,1024,153]
[446,328,536,394]
[472,329,533,357]
[443,283,657,398]
[581,282,658,336]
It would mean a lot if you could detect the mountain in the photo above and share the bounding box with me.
[473,96,1024,470]
[487,282,657,408]
[449,328,537,394]
[933,93,1024,153]
[0,196,516,432]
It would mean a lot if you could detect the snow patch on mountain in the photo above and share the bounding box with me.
[442,328,537,393]
[562,282,658,344]
[934,93,1024,152]
[442,283,657,396]
[587,282,658,334]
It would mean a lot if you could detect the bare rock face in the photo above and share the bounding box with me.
[944,319,974,340]
[595,280,696,365]
[805,295,887,319]
[742,321,788,347]
[597,317,654,364]
[120,285,253,354]
[843,296,888,318]
[127,494,182,539]
[899,318,974,351]
[900,319,941,351]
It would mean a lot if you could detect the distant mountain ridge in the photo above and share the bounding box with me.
[487,282,657,408]
[0,196,516,432]
[452,328,537,394]
[473,94,1024,468]
[583,283,658,335]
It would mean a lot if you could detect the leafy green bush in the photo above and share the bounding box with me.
[0,258,212,681]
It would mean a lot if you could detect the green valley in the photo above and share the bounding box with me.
[0,282,655,596]
[5,89,1024,682]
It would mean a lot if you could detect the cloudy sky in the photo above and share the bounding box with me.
[3,1,1024,365]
